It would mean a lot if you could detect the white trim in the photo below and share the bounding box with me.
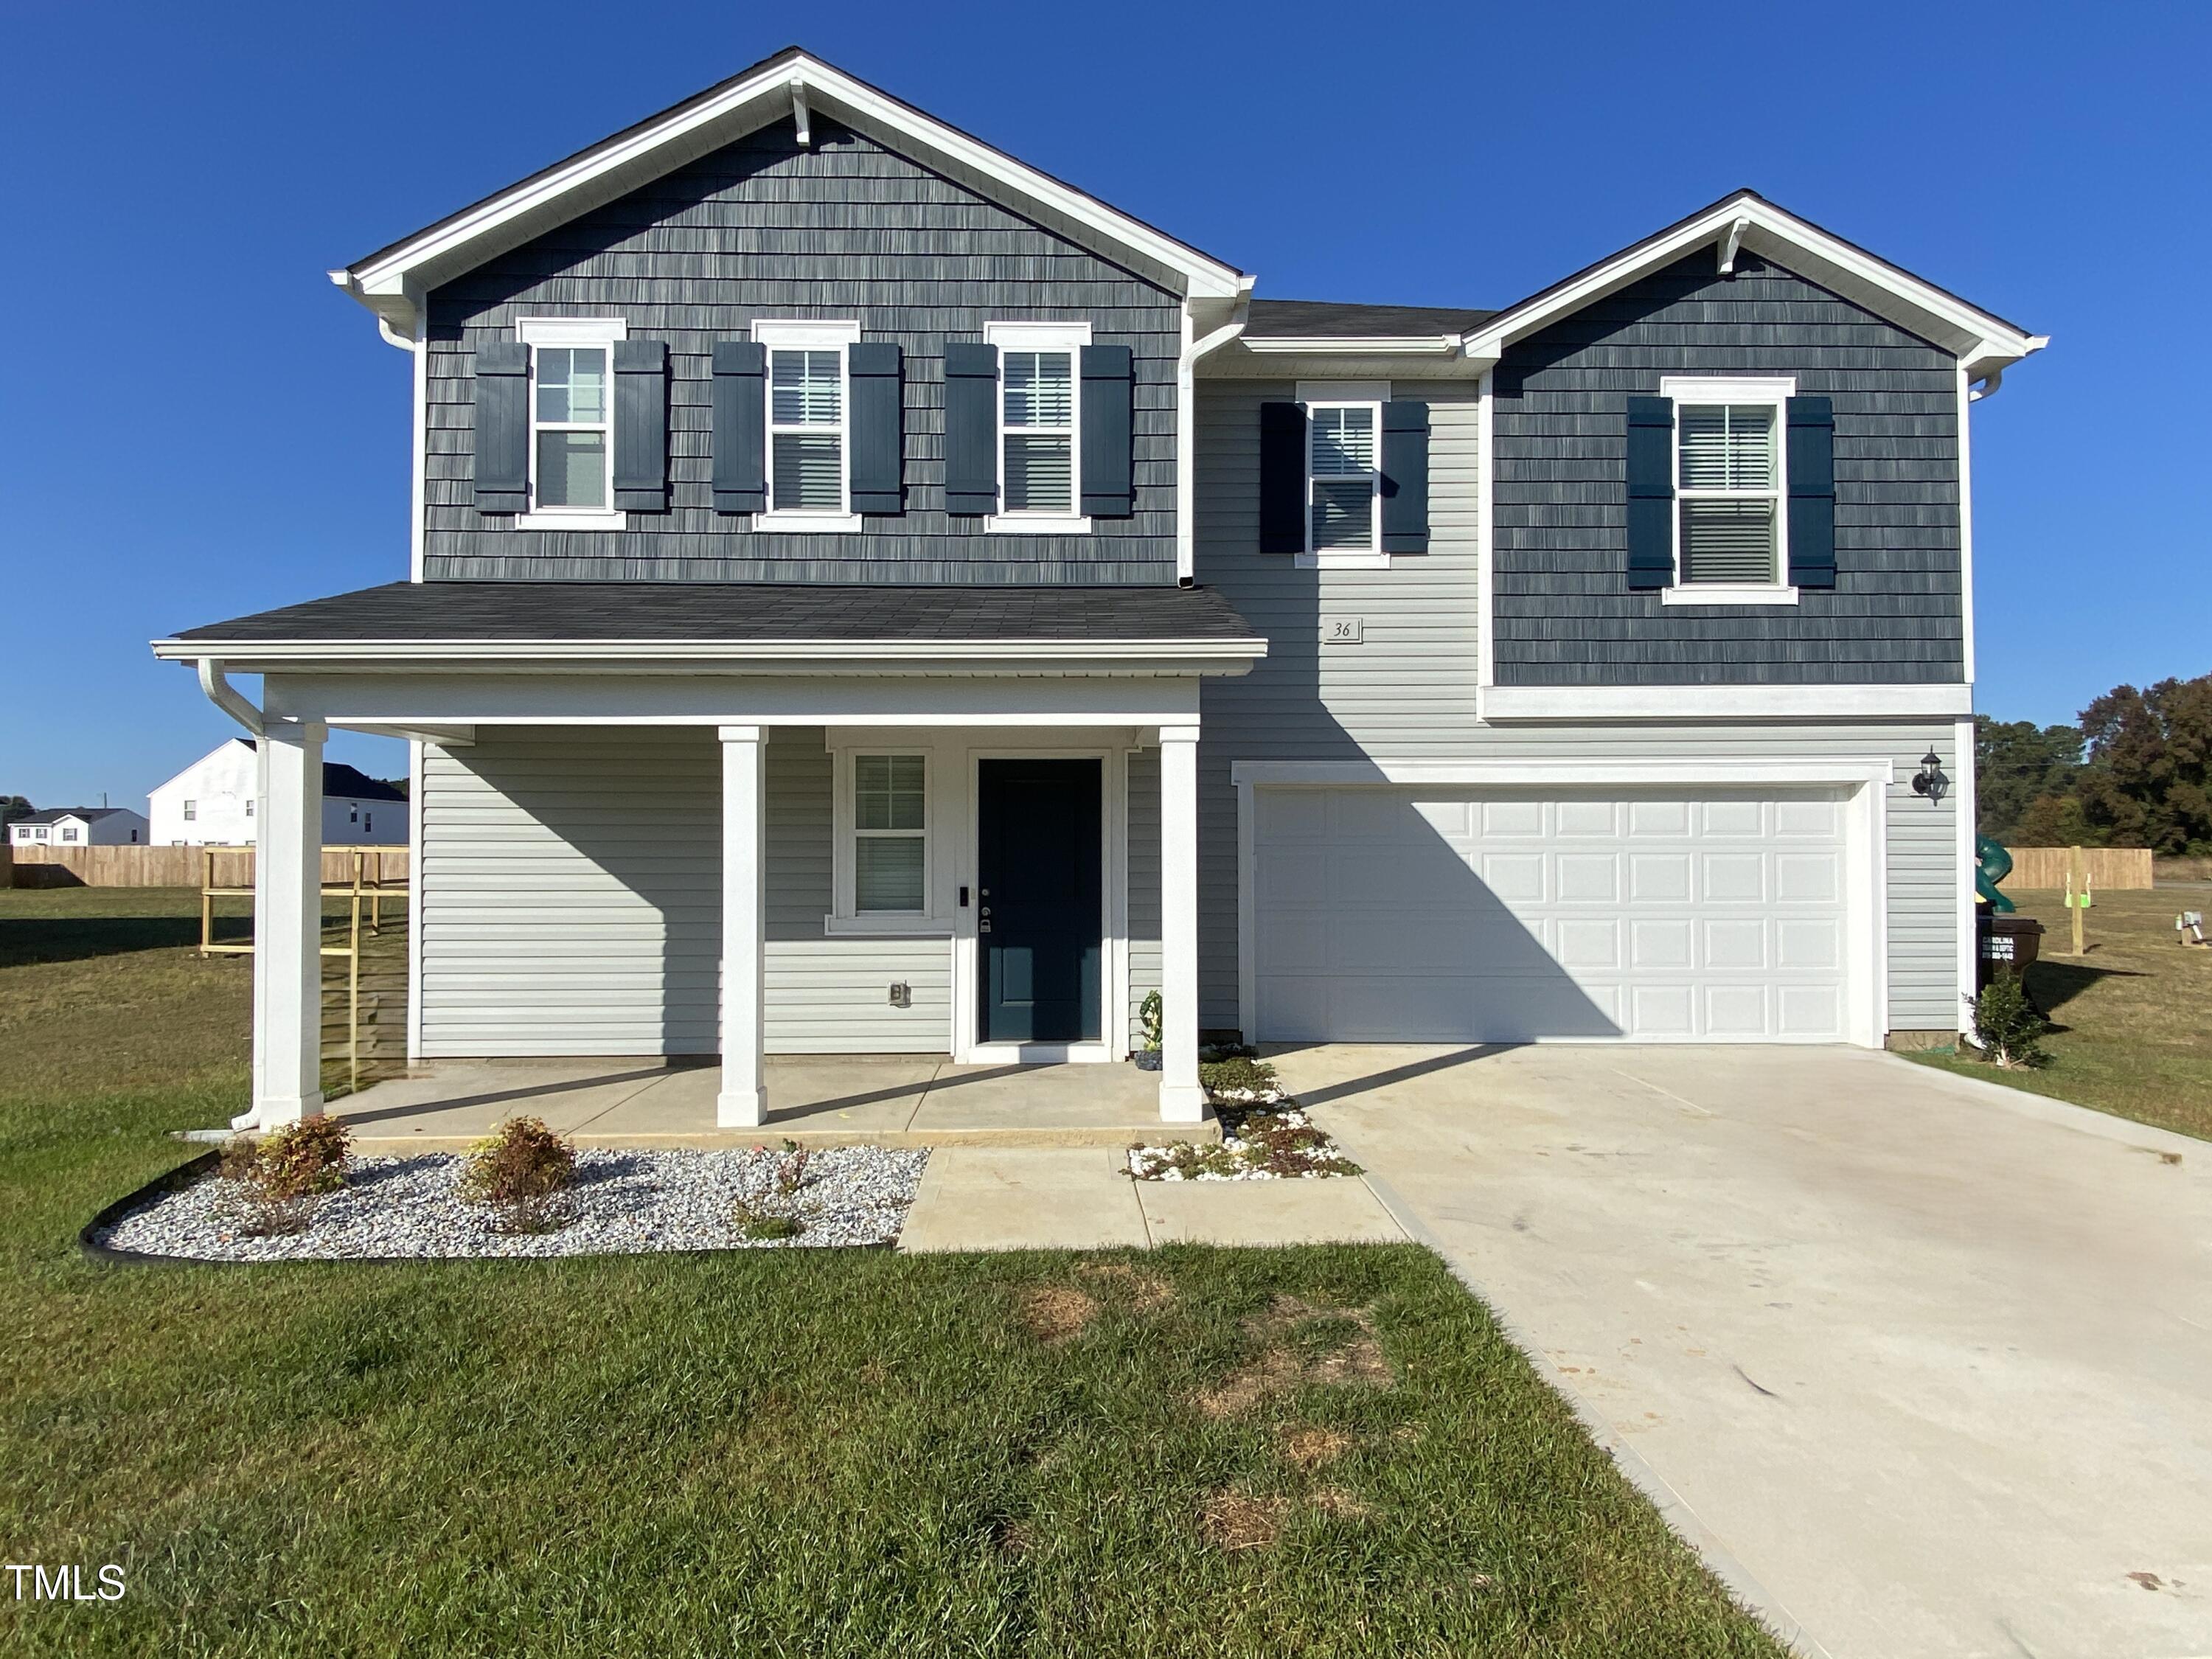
[984,320,1089,534]
[1477,683,1973,721]
[513,316,626,530]
[156,637,1267,667]
[1295,379,1391,570]
[408,307,428,582]
[1462,193,2045,372]
[1242,335,1461,355]
[1660,584,1799,608]
[1232,759,1892,1051]
[1954,714,1978,1036]
[1956,364,1977,686]
[1660,375,1793,591]
[1476,367,1495,689]
[338,51,1247,325]
[754,319,861,532]
[827,741,939,931]
[406,737,425,1065]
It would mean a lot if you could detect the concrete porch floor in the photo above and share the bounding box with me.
[332,1055,1218,1150]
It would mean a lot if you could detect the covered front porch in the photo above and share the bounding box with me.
[153,582,1264,1133]
[328,1054,1210,1150]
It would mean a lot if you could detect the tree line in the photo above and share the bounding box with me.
[1978,670,2211,855]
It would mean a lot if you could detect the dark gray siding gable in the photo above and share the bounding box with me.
[1492,250,1963,684]
[424,117,1180,584]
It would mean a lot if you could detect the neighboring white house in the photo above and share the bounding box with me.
[147,739,408,846]
[9,807,150,847]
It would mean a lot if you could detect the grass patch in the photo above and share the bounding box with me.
[1913,885,2212,1141]
[0,886,1783,1655]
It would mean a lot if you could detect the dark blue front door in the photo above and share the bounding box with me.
[978,759,1102,1044]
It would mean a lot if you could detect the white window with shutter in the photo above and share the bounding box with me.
[1296,379,1390,569]
[984,321,1090,533]
[753,320,863,531]
[514,317,627,530]
[1661,375,1796,600]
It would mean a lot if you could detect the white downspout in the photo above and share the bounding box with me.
[196,658,264,737]
[1175,277,1254,584]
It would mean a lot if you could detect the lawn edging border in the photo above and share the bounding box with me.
[1339,1158,1829,1659]
[78,1152,900,1268]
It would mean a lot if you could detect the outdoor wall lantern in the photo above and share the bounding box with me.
[1910,748,1949,803]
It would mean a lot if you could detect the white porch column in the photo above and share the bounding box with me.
[248,721,326,1129]
[717,725,769,1128]
[1157,722,1207,1123]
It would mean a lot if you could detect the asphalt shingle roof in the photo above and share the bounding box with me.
[1242,299,1498,338]
[169,582,1259,645]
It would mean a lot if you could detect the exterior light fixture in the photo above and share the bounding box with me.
[1910,748,1949,803]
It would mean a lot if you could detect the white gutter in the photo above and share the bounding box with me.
[154,636,1268,666]
[195,658,264,736]
[1238,335,1463,355]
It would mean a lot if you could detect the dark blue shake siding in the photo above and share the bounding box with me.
[422,117,1180,584]
[1492,251,1964,684]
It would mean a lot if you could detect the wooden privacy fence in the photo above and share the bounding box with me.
[7,844,409,888]
[2003,846,2155,891]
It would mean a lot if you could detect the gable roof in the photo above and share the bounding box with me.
[323,765,408,804]
[334,46,1248,333]
[16,807,136,826]
[1462,189,2046,380]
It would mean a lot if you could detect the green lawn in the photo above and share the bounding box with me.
[1914,884,2212,1142]
[0,888,1781,1657]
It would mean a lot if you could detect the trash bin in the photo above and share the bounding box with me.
[1976,911,2045,994]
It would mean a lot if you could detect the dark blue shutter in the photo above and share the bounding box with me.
[612,340,667,511]
[1786,395,1837,589]
[473,340,530,513]
[1079,344,1134,517]
[1259,401,1307,554]
[943,342,999,515]
[848,341,905,514]
[1380,400,1430,554]
[1625,395,1674,590]
[712,341,766,514]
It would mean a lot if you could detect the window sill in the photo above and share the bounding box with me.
[516,509,626,531]
[984,513,1092,535]
[757,511,863,533]
[823,915,953,937]
[1660,583,1800,607]
[1295,549,1392,570]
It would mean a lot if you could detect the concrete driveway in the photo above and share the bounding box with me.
[1269,1043,2212,1659]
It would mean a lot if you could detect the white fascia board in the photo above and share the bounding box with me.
[1464,196,2044,370]
[1239,335,1464,356]
[1477,683,1972,720]
[1231,757,1894,788]
[342,55,1245,316]
[153,637,1265,667]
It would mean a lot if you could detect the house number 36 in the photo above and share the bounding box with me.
[1323,616,1364,644]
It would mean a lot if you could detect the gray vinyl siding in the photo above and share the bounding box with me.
[1126,747,1161,1048]
[418,726,948,1057]
[422,117,1180,585]
[1192,378,1485,1030]
[1493,249,1964,684]
[1188,379,1958,1034]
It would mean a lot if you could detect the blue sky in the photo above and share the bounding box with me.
[3,0,2203,807]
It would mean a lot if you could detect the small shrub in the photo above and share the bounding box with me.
[731,1197,804,1241]
[218,1189,319,1238]
[1974,970,2052,1069]
[219,1116,350,1201]
[1138,990,1163,1053]
[462,1117,577,1228]
[775,1139,813,1197]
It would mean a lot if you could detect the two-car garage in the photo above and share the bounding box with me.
[1246,782,1875,1046]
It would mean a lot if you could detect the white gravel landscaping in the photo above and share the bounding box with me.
[1127,1106,1364,1183]
[94,1145,931,1262]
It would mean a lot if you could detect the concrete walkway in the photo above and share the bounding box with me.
[1270,1042,2212,1659]
[896,1144,1408,1252]
[335,1055,1206,1149]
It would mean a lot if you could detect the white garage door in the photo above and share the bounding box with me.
[1253,789,1851,1043]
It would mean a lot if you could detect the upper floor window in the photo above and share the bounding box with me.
[514,318,627,531]
[754,321,863,531]
[1660,376,1795,597]
[182,800,196,821]
[984,322,1089,533]
[1297,380,1390,569]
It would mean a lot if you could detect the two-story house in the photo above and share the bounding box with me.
[148,739,408,847]
[154,48,2043,1133]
